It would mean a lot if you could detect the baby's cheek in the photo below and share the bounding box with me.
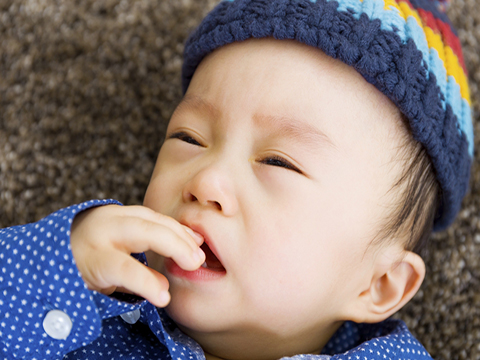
[253,252,311,302]
[240,260,330,330]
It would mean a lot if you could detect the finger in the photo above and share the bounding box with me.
[115,286,135,295]
[120,205,203,249]
[96,285,117,296]
[105,251,172,308]
[182,226,204,246]
[113,217,205,271]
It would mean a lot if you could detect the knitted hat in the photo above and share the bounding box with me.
[181,0,473,231]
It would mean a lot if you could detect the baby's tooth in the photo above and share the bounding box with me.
[201,261,208,269]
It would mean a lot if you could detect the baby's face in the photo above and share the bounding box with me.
[144,38,408,358]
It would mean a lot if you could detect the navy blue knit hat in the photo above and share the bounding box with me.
[181,0,473,231]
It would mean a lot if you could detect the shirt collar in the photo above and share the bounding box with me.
[145,307,431,360]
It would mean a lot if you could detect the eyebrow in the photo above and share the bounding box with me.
[175,94,221,122]
[252,113,336,150]
[175,94,336,150]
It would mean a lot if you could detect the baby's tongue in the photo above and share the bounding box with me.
[201,243,225,271]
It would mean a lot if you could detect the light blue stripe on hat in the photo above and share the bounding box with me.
[447,78,474,156]
[461,100,474,156]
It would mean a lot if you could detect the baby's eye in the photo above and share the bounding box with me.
[168,131,202,146]
[260,155,302,174]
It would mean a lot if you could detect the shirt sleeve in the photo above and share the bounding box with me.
[0,199,147,360]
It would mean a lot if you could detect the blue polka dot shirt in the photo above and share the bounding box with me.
[0,200,433,360]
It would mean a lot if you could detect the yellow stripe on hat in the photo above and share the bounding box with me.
[383,0,402,12]
[445,46,471,103]
[397,1,423,26]
[424,26,447,67]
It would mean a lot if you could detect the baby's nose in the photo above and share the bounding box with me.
[182,167,239,216]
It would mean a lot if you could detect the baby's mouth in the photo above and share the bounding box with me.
[200,242,225,272]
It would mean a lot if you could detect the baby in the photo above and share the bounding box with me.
[0,0,473,359]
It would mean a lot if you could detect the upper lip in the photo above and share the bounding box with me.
[179,219,225,269]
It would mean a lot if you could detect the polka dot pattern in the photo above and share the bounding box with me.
[322,320,434,359]
[1,201,433,359]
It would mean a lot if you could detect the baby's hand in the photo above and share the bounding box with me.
[70,205,205,307]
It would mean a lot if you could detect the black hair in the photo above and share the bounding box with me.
[374,114,441,257]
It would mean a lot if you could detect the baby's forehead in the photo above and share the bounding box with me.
[178,39,411,159]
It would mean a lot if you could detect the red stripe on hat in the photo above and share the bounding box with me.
[417,8,467,73]
[437,20,467,73]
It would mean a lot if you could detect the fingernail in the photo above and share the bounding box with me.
[185,227,204,243]
[192,247,205,263]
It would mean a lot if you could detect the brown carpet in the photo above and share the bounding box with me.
[0,1,478,359]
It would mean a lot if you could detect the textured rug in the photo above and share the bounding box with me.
[0,1,478,359]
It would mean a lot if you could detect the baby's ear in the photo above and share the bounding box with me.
[345,250,425,324]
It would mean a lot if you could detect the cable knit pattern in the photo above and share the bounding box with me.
[181,0,473,231]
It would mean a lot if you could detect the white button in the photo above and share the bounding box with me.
[120,309,141,324]
[43,310,73,340]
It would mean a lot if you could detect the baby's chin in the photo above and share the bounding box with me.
[164,292,231,334]
[167,304,330,360]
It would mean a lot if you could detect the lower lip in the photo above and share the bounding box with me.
[164,258,227,281]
